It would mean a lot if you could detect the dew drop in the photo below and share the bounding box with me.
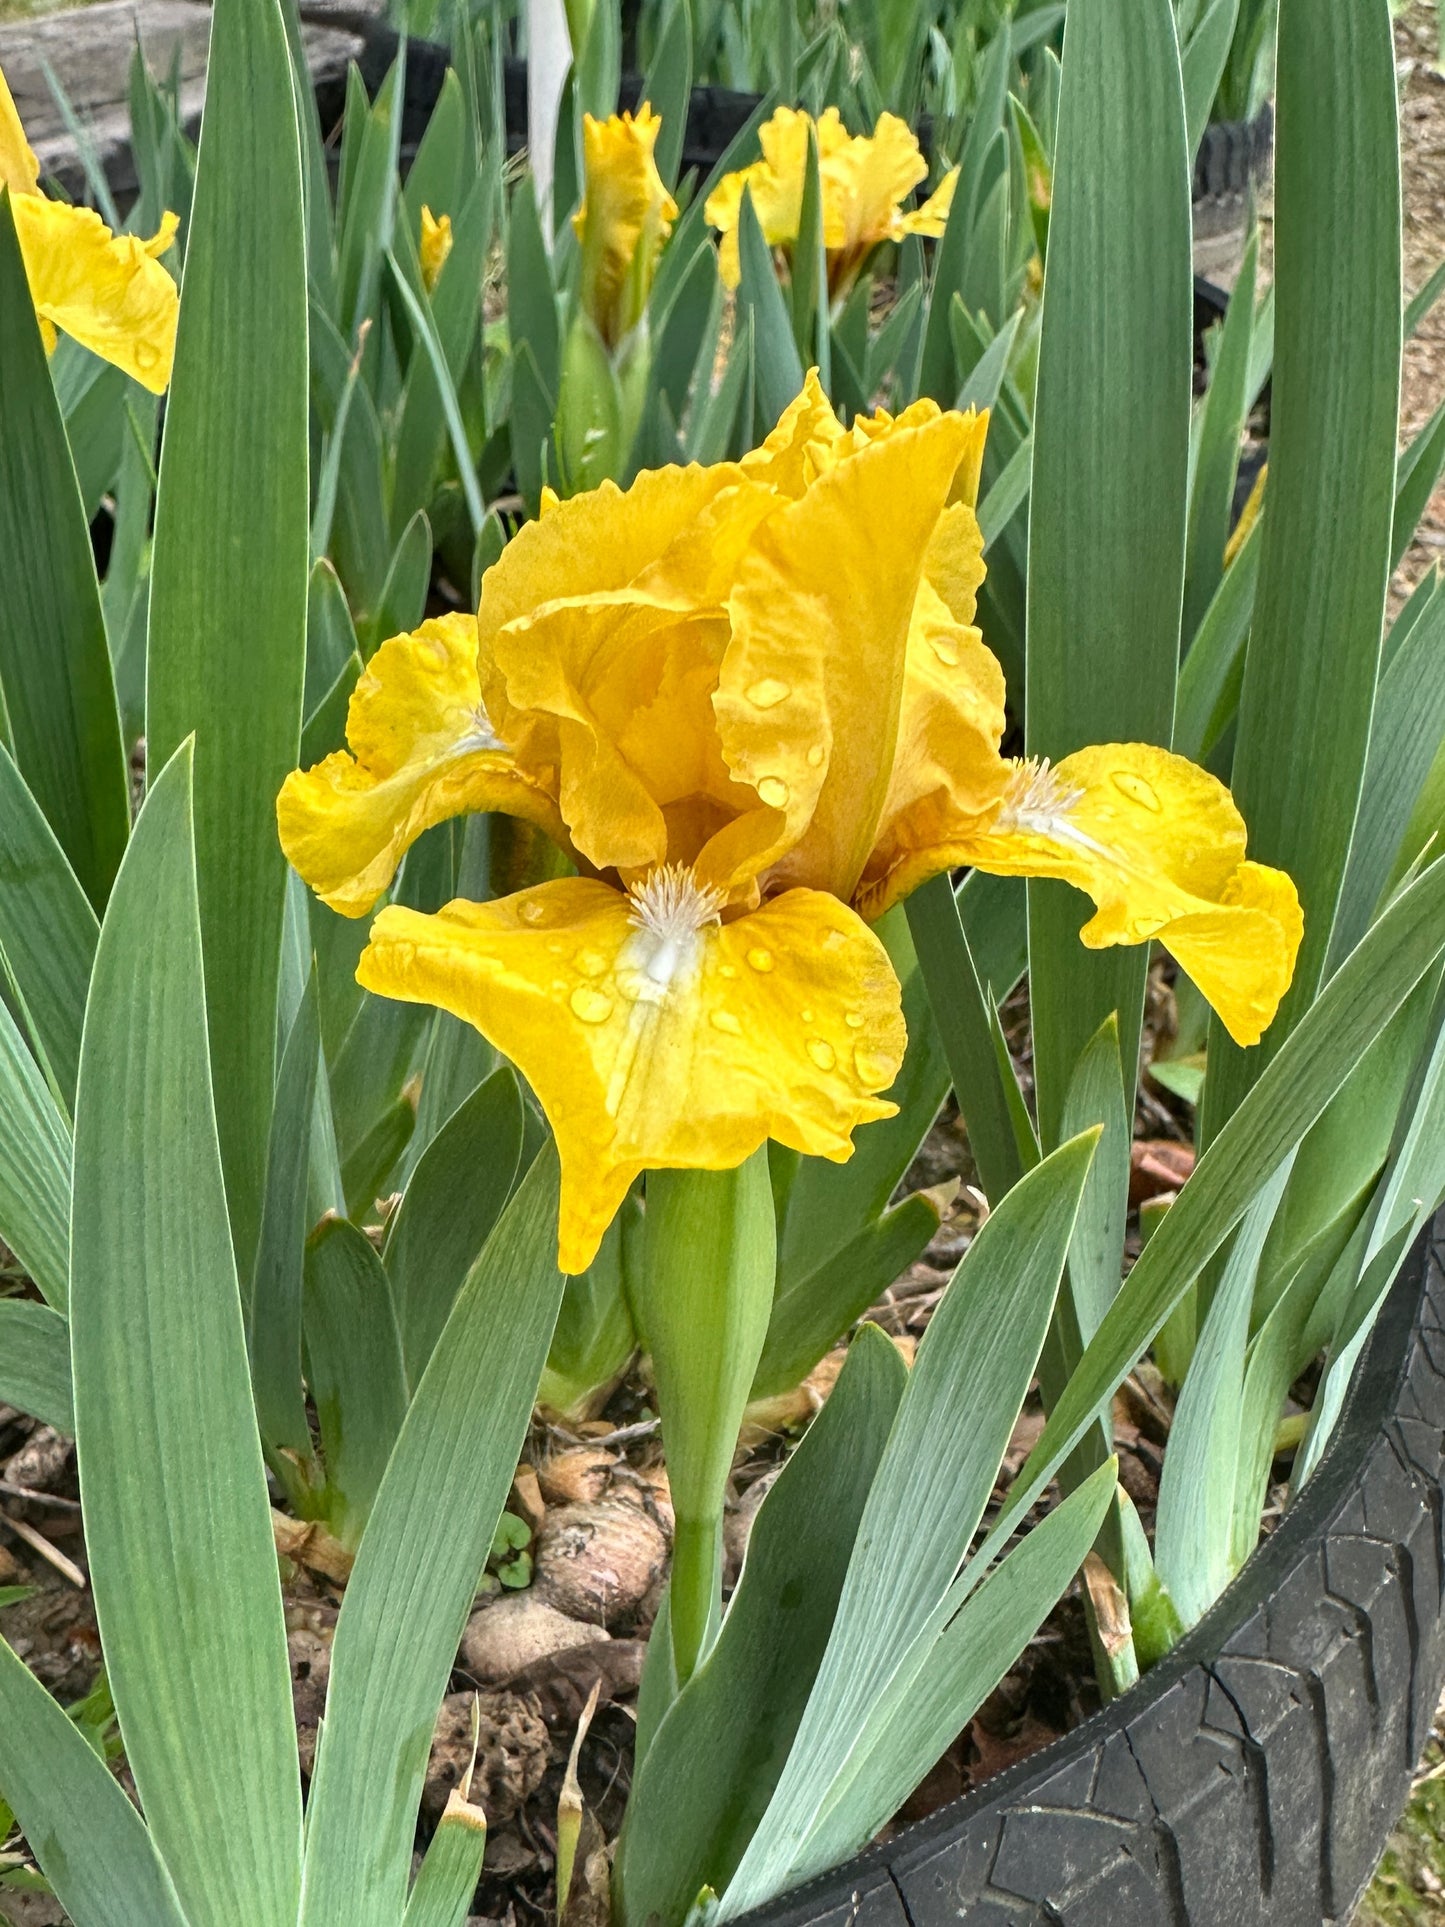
[710,1009,742,1035]
[929,636,960,667]
[845,1011,865,1029]
[799,1007,814,1024]
[1112,771,1162,811]
[746,947,774,972]
[807,744,826,769]
[758,776,790,808]
[570,986,614,1024]
[719,963,738,979]
[807,1038,836,1071]
[746,678,791,709]
[575,948,609,978]
[518,898,547,924]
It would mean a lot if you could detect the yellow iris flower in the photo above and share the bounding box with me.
[278,372,1300,1272]
[572,104,678,349]
[1,62,178,392]
[419,205,453,292]
[705,106,957,295]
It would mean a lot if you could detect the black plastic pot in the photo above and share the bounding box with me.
[735,1219,1445,1927]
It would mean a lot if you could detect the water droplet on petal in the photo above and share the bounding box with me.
[746,948,774,973]
[575,948,609,978]
[853,1048,896,1088]
[746,678,791,709]
[518,899,547,924]
[710,1009,742,1035]
[799,1007,814,1024]
[719,962,738,979]
[758,776,790,808]
[1112,771,1161,811]
[570,986,613,1023]
[929,635,960,667]
[845,1011,864,1029]
[807,744,826,769]
[807,1038,836,1071]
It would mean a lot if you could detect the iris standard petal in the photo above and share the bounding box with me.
[419,205,453,291]
[572,105,677,346]
[896,168,959,240]
[12,194,177,392]
[357,871,906,1272]
[823,111,928,255]
[717,407,983,903]
[277,614,568,916]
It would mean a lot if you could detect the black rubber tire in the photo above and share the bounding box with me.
[735,1219,1445,1927]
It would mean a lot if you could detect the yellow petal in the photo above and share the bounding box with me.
[357,871,906,1272]
[1,64,40,195]
[11,193,177,392]
[716,407,984,902]
[572,105,677,346]
[822,113,928,255]
[738,366,847,497]
[480,464,778,879]
[897,167,958,240]
[142,210,179,259]
[419,204,453,292]
[956,743,1303,1044]
[277,614,569,916]
[704,106,815,288]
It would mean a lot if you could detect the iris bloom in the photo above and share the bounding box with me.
[1,62,178,392]
[705,106,957,295]
[278,373,1300,1272]
[419,205,453,292]
[572,104,677,350]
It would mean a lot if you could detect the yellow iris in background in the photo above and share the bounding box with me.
[1,62,179,392]
[278,372,1301,1272]
[572,104,678,349]
[419,205,453,292]
[705,106,957,295]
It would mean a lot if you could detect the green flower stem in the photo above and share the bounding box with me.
[637,1151,777,1686]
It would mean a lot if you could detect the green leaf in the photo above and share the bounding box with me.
[0,746,98,1110]
[1406,256,1445,338]
[1203,0,1401,1133]
[775,1459,1118,1887]
[249,969,324,1481]
[298,1148,566,1927]
[402,1790,488,1927]
[0,195,129,913]
[616,1327,907,1927]
[70,743,301,1927]
[0,1637,187,1927]
[403,69,471,228]
[1025,0,1192,1146]
[0,1301,72,1436]
[1329,584,1445,967]
[506,181,561,398]
[383,1066,524,1385]
[735,185,804,435]
[1392,393,1445,572]
[1000,851,1445,1555]
[0,997,71,1309]
[147,0,310,1277]
[724,1133,1098,1912]
[385,255,485,538]
[304,1216,409,1546]
[1174,520,1261,761]
[336,53,404,335]
[642,0,692,185]
[360,510,432,657]
[509,338,559,519]
[540,1197,639,1418]
[1180,0,1242,158]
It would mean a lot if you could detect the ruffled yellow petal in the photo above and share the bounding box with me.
[1,65,40,195]
[357,872,906,1271]
[704,105,817,289]
[479,464,780,880]
[11,193,177,392]
[896,167,958,240]
[955,743,1303,1046]
[738,366,847,497]
[715,407,984,903]
[419,205,453,292]
[823,112,928,255]
[277,615,568,916]
[573,105,677,346]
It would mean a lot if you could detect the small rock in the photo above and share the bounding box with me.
[422,1689,548,1826]
[461,1591,609,1683]
[533,1499,669,1630]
